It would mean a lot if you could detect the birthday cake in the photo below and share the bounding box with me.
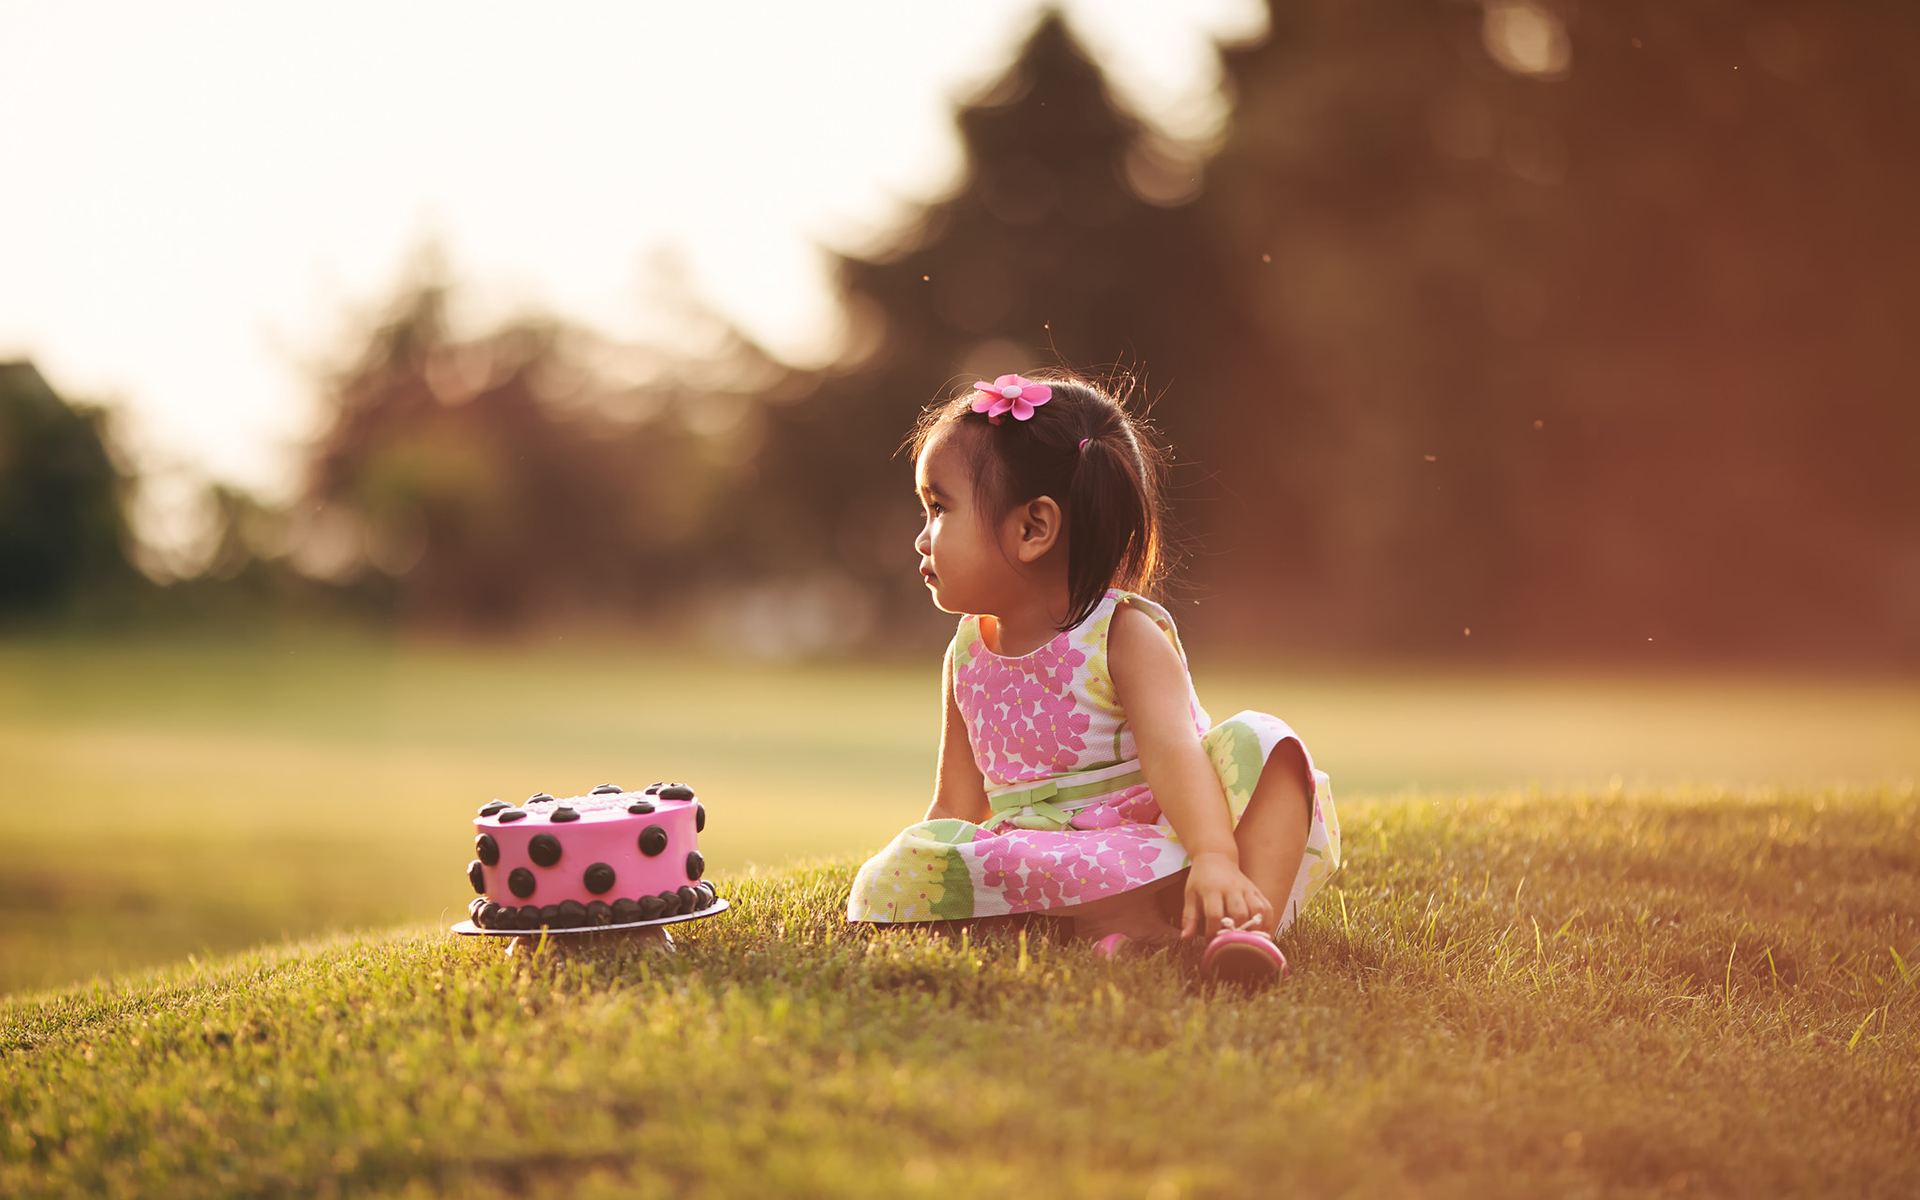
[463,781,719,931]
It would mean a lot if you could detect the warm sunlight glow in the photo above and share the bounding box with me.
[0,0,1263,542]
[1481,1,1571,79]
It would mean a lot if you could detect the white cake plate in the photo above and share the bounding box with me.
[450,897,730,955]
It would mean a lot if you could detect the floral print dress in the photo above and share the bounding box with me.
[847,588,1342,934]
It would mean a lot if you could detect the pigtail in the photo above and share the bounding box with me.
[1063,413,1166,630]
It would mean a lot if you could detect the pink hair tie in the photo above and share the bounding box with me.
[1077,437,1091,451]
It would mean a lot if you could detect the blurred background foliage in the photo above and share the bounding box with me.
[4,1,1915,666]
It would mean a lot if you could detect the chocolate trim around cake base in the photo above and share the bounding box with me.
[473,883,719,930]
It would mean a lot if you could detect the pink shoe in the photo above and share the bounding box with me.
[1199,928,1290,986]
[1092,930,1177,960]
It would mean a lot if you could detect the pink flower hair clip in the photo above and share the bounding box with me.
[971,374,1052,424]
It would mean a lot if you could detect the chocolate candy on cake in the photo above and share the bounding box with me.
[590,784,623,795]
[695,802,706,832]
[478,800,509,817]
[677,885,702,913]
[583,862,616,895]
[538,904,562,926]
[476,833,499,866]
[528,792,556,804]
[685,850,705,881]
[469,896,487,921]
[658,784,695,801]
[508,868,536,899]
[626,800,655,814]
[638,895,665,919]
[497,808,528,823]
[587,901,612,925]
[557,900,587,927]
[611,898,641,923]
[638,825,668,857]
[481,902,505,928]
[528,834,562,868]
[468,860,487,894]
[549,806,580,823]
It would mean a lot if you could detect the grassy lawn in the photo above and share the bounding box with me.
[3,630,1917,996]
[4,787,1915,1197]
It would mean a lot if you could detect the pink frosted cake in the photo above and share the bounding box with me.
[463,782,718,931]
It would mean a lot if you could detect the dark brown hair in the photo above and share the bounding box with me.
[899,369,1178,632]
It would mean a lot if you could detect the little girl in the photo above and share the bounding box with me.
[846,371,1343,985]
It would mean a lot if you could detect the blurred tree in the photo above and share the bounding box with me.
[296,251,795,630]
[1189,0,1920,663]
[743,8,1243,632]
[300,284,682,628]
[0,361,135,613]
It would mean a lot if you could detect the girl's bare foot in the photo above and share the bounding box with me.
[1070,891,1182,946]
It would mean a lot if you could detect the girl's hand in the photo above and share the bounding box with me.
[1181,853,1275,940]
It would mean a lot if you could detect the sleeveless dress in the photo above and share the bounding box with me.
[846,588,1343,934]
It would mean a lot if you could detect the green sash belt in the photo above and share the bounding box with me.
[986,764,1146,831]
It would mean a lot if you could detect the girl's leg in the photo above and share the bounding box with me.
[1131,744,1315,938]
[1230,739,1314,932]
[1062,737,1314,944]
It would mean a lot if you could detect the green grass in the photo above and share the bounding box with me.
[4,631,1918,995]
[5,787,1915,1198]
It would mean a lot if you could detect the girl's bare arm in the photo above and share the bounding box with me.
[924,640,991,823]
[1113,603,1278,935]
[1107,603,1238,864]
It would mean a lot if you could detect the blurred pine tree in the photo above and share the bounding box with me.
[739,9,1238,634]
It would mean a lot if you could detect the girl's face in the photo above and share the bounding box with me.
[913,425,1017,616]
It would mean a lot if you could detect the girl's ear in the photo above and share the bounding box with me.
[1011,496,1063,563]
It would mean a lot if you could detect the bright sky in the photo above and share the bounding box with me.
[0,0,1263,555]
